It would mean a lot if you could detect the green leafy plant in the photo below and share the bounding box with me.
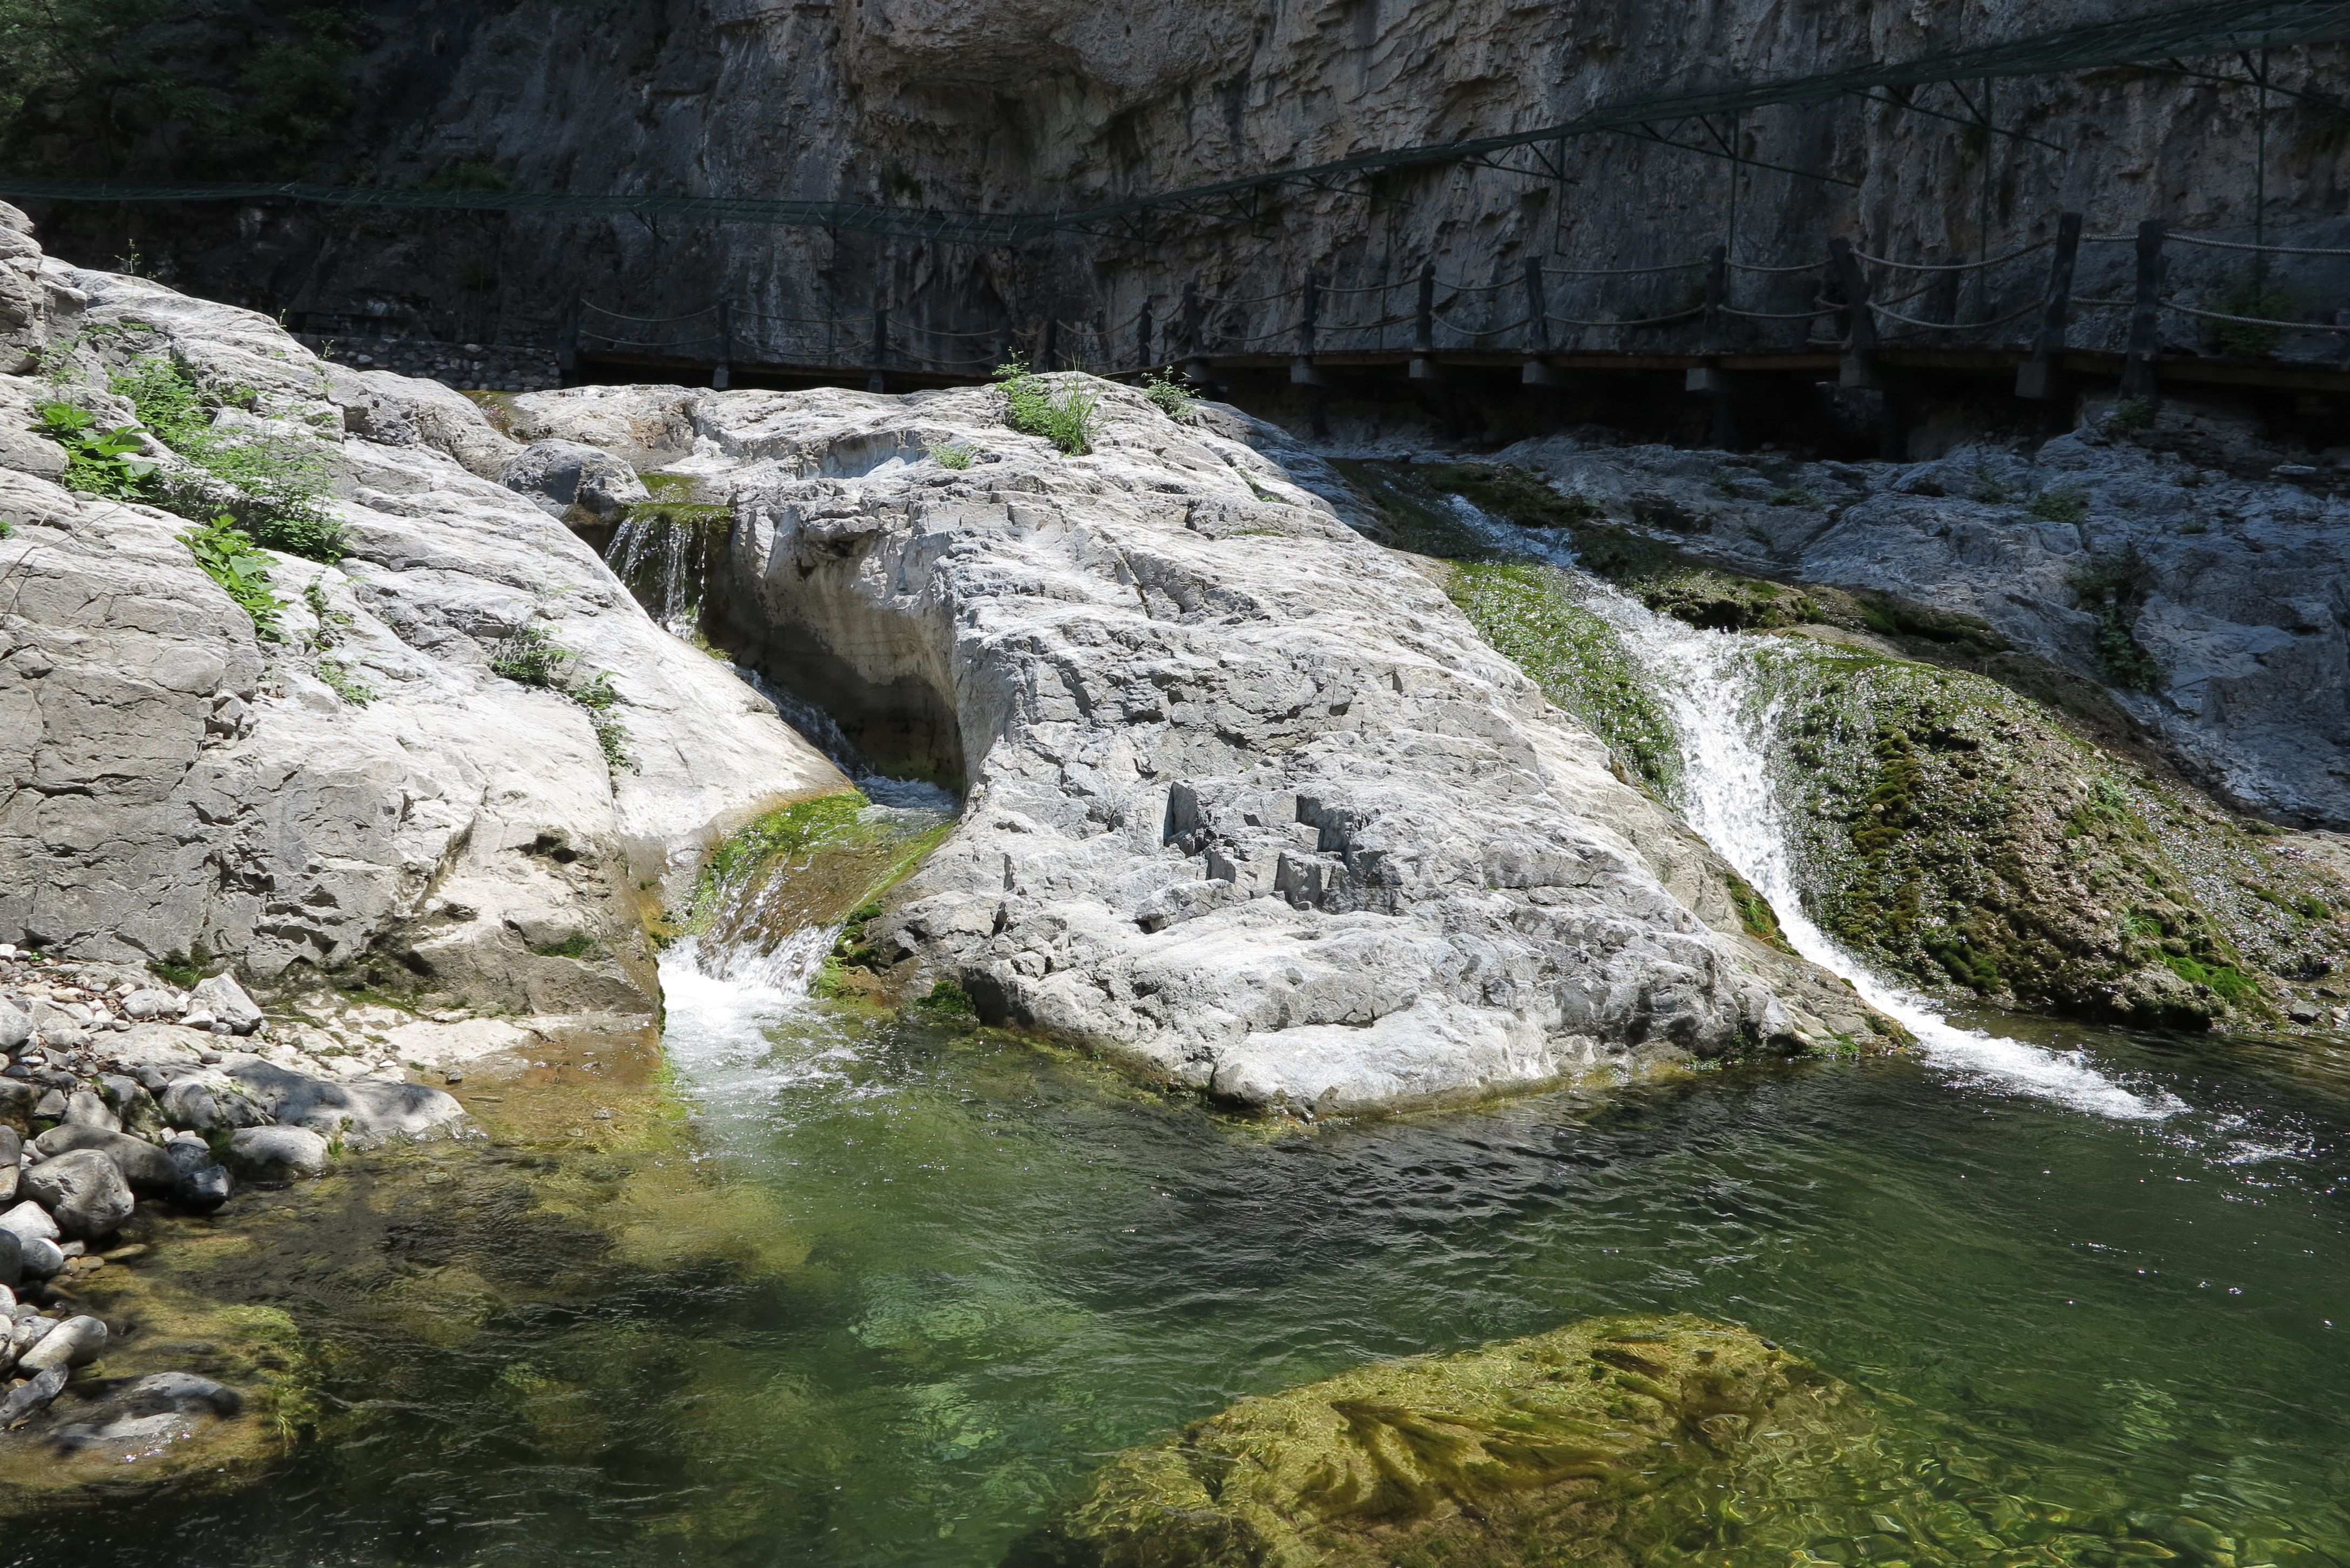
[2027,486,2089,524]
[994,355,1099,456]
[179,513,286,641]
[489,625,634,773]
[1140,368,1197,421]
[2069,548,2160,692]
[33,401,157,496]
[1768,486,1821,509]
[110,354,345,560]
[923,437,978,470]
[315,657,376,706]
[2199,269,2310,357]
[2105,396,2157,435]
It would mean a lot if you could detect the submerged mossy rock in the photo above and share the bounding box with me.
[1769,644,2350,1026]
[1011,1315,1870,1568]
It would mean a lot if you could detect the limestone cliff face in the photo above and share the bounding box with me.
[18,0,2347,367]
[0,207,847,1013]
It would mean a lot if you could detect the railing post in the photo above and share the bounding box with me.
[1927,265,1960,346]
[557,300,579,386]
[1042,315,1059,373]
[2016,211,2082,400]
[1522,258,1551,353]
[1409,260,1440,381]
[1181,281,1203,358]
[2119,219,2166,400]
[1687,244,1738,447]
[1137,298,1153,373]
[868,302,888,393]
[1829,236,1877,380]
[712,298,732,390]
[1292,273,1323,384]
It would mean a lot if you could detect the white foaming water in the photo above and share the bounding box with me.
[662,927,835,1041]
[1436,495,2182,1122]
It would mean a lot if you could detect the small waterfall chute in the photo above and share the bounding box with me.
[1408,476,2181,1122]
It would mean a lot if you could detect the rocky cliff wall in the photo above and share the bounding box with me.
[9,0,2349,373]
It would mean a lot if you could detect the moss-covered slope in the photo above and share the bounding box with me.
[1767,645,2350,1027]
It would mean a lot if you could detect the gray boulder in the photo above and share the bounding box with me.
[501,438,650,521]
[157,1072,272,1133]
[61,1089,119,1131]
[18,1235,63,1280]
[119,988,180,1021]
[0,1367,65,1428]
[18,1313,107,1373]
[0,1123,16,1204]
[221,1060,466,1145]
[0,1078,33,1131]
[225,1125,331,1180]
[187,974,263,1035]
[0,1197,59,1245]
[0,1227,17,1288]
[33,1124,178,1194]
[44,1371,242,1456]
[98,1074,166,1138]
[23,1148,135,1239]
[162,1133,233,1212]
[0,998,27,1051]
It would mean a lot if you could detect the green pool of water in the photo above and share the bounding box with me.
[6,991,2346,1566]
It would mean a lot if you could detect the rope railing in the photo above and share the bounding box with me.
[551,212,2344,390]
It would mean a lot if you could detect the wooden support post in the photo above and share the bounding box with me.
[1179,281,1209,384]
[2016,211,2082,400]
[1927,265,1960,347]
[1042,316,1059,373]
[1409,260,1441,381]
[712,298,732,390]
[557,300,579,386]
[1292,273,1322,384]
[1829,236,1878,386]
[2119,219,2166,400]
[1687,244,1738,448]
[1520,256,1561,383]
[868,303,888,393]
[1137,298,1153,373]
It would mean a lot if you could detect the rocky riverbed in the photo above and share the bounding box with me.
[0,943,475,1463]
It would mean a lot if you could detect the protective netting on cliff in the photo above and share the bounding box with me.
[2,0,2345,245]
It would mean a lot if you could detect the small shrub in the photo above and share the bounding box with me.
[1768,486,1822,509]
[315,657,376,707]
[923,437,978,469]
[2027,486,2090,524]
[2200,269,2310,357]
[2106,396,2156,435]
[1140,368,1197,421]
[1970,467,2013,504]
[180,515,287,641]
[34,401,158,496]
[2293,895,2334,921]
[995,355,1099,455]
[2069,548,2159,691]
[111,355,345,561]
[489,625,636,772]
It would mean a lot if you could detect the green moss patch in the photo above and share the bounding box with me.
[1445,562,1679,793]
[1765,648,2347,1027]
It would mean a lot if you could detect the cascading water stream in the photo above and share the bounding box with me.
[1431,495,2184,1122]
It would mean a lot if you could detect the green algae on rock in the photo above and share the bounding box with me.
[1764,642,2350,1026]
[1008,1314,1870,1568]
[1445,562,1680,795]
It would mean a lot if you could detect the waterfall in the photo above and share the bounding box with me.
[605,506,727,637]
[1431,496,2182,1121]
